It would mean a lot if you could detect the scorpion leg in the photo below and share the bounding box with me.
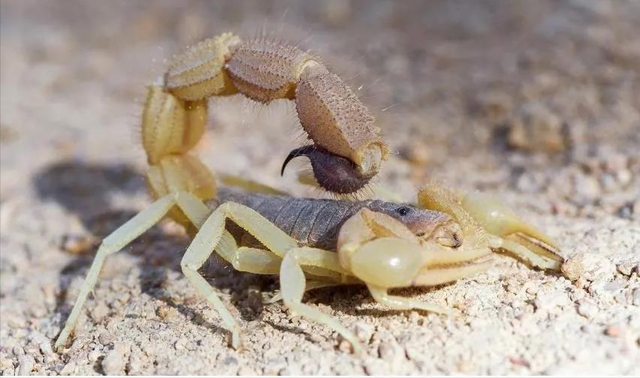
[55,192,209,350]
[227,244,350,282]
[281,250,364,355]
[214,230,282,274]
[418,184,563,271]
[263,281,346,304]
[180,202,298,348]
[182,202,365,352]
[214,234,355,307]
[367,285,451,315]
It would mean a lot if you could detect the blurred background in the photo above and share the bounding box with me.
[1,1,639,375]
[2,0,638,210]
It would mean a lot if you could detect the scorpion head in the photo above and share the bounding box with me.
[367,202,463,248]
[281,145,378,194]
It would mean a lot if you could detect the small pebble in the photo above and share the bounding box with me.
[91,302,109,323]
[263,357,286,375]
[378,341,404,364]
[117,292,131,304]
[574,175,601,200]
[616,260,638,276]
[561,253,615,283]
[102,346,126,375]
[338,339,352,353]
[223,356,239,367]
[605,326,621,337]
[507,102,566,153]
[603,280,622,291]
[17,354,35,376]
[238,366,257,376]
[577,300,598,319]
[98,331,113,346]
[156,305,177,320]
[127,352,145,374]
[603,154,628,172]
[61,234,95,255]
[354,322,373,342]
[174,337,188,350]
[88,349,101,363]
[59,361,76,376]
[509,356,530,367]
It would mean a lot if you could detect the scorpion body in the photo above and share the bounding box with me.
[55,33,563,355]
[215,187,455,251]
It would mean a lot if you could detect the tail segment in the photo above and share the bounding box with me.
[141,33,242,227]
[141,86,216,226]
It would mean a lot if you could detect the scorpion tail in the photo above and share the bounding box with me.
[141,33,241,227]
[141,86,216,227]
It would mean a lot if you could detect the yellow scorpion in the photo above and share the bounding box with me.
[55,33,563,354]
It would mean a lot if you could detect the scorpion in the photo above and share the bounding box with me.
[55,33,563,354]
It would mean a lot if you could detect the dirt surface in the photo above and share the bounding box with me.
[1,0,639,375]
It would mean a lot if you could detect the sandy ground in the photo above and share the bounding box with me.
[1,0,639,375]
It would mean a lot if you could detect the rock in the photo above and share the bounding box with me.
[17,354,35,376]
[59,361,76,376]
[378,340,406,370]
[576,300,598,319]
[91,302,109,323]
[98,331,113,346]
[354,322,373,342]
[61,234,95,255]
[174,337,188,350]
[616,260,638,276]
[88,349,101,362]
[573,174,601,201]
[507,102,567,153]
[238,366,257,376]
[534,287,570,312]
[263,357,287,375]
[102,345,127,375]
[605,326,622,337]
[561,253,615,283]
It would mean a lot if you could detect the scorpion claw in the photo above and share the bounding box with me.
[460,191,564,271]
[338,208,494,290]
[418,184,563,271]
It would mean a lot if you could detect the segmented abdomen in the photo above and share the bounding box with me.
[215,188,371,250]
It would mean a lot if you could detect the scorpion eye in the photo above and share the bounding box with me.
[396,206,412,216]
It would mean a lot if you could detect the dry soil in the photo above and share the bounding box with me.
[1,1,639,375]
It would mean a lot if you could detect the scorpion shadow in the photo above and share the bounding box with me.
[33,160,259,340]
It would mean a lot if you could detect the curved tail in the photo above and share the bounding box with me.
[141,34,241,226]
[141,32,390,226]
